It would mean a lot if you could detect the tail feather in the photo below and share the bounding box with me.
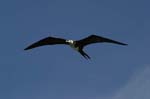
[79,50,91,60]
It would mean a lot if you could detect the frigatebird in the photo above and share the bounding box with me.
[24,35,127,59]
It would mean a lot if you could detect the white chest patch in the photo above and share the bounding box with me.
[66,40,79,51]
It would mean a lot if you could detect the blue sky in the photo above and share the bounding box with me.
[0,0,150,99]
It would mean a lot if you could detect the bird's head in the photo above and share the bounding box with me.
[66,40,74,44]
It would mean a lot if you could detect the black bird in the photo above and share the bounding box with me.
[24,35,127,59]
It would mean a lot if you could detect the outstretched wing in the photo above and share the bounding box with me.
[76,35,127,47]
[24,36,67,50]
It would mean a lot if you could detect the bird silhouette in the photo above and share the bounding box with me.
[24,35,127,59]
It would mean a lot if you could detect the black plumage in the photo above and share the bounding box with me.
[24,37,67,50]
[24,35,127,59]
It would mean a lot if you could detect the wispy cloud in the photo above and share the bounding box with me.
[97,66,150,99]
[112,66,150,99]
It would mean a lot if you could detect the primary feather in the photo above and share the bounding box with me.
[24,37,67,50]
[75,35,127,47]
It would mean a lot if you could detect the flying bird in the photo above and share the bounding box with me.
[24,35,127,59]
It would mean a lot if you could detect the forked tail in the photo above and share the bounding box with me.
[79,50,91,60]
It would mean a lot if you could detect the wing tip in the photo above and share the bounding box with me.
[24,46,34,50]
[121,43,128,46]
[24,47,30,50]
